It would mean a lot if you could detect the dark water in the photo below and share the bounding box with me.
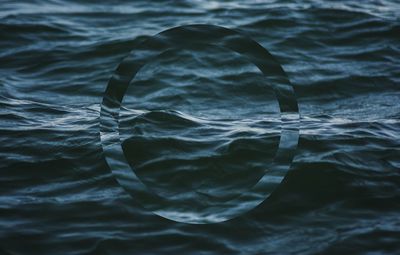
[1,0,400,254]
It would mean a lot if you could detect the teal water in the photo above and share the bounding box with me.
[1,1,399,254]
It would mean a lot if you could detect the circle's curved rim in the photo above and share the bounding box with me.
[100,24,299,224]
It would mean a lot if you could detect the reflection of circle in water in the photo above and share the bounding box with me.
[100,24,299,224]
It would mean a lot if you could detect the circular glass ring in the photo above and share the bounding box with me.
[100,24,299,224]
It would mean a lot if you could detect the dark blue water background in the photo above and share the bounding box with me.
[1,0,399,254]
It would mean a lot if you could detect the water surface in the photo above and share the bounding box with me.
[1,0,400,254]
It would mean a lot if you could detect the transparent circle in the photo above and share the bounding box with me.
[119,45,281,203]
[100,24,299,224]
